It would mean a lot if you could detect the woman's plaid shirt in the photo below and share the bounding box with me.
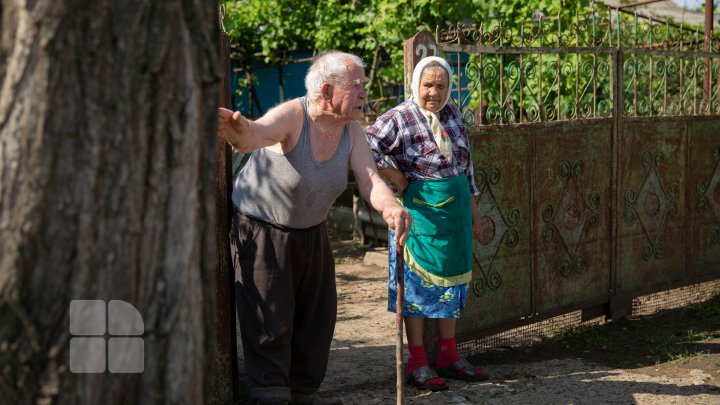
[364,100,479,196]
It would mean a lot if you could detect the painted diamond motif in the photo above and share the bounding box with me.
[552,178,588,258]
[636,167,670,244]
[705,161,720,223]
[473,187,508,272]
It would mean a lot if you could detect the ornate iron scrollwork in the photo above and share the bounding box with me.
[542,160,600,277]
[625,150,678,261]
[472,168,520,296]
[436,5,719,127]
[696,145,720,245]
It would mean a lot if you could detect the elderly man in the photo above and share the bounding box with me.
[218,51,411,405]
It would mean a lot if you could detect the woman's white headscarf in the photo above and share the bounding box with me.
[410,56,454,159]
[410,56,453,111]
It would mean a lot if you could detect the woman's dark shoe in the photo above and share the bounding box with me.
[406,365,449,391]
[436,358,488,382]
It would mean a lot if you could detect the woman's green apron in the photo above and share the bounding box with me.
[402,174,473,287]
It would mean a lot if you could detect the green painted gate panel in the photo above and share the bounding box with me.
[400,10,720,339]
[687,119,720,275]
[459,126,532,333]
[618,119,687,294]
[532,121,613,313]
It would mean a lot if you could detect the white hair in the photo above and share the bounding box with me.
[305,51,366,101]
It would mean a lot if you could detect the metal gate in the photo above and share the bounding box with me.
[403,7,720,342]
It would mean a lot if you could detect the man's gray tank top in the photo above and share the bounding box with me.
[231,97,350,229]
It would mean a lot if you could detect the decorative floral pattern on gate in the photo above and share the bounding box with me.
[696,146,720,244]
[471,168,520,297]
[541,160,601,276]
[624,151,679,260]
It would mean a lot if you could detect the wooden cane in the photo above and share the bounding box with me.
[395,236,405,405]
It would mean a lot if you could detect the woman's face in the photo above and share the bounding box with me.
[418,67,449,112]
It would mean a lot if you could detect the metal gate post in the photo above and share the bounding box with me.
[214,7,239,401]
[609,47,632,320]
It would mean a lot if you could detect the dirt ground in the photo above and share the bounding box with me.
[316,239,720,405]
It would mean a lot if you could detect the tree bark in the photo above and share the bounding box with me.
[0,1,220,404]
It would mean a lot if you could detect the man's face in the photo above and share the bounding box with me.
[330,63,368,121]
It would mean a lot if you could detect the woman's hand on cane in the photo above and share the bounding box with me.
[384,206,412,247]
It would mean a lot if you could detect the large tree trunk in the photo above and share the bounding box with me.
[0,1,221,404]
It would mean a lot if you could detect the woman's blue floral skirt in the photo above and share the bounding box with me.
[387,229,469,318]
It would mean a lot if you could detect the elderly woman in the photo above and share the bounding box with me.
[365,56,487,391]
[218,51,412,405]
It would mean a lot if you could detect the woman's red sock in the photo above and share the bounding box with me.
[436,337,486,377]
[406,345,445,386]
[406,345,429,374]
[436,337,461,369]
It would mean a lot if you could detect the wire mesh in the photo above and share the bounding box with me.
[459,279,720,357]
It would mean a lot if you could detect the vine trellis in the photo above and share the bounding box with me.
[435,4,720,126]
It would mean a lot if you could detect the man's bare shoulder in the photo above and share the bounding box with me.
[347,120,363,147]
[254,98,306,149]
[349,119,376,157]
[262,97,304,122]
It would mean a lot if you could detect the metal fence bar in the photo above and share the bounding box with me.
[438,49,719,126]
[440,45,616,55]
[500,53,505,123]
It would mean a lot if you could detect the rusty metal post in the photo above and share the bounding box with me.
[704,0,714,106]
[403,30,438,100]
[395,241,405,405]
[215,5,239,401]
[610,46,631,321]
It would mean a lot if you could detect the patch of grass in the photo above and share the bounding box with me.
[548,312,716,365]
[668,350,710,365]
[693,294,720,319]
[469,291,720,373]
[643,327,714,364]
[680,328,714,344]
[551,323,612,350]
[647,335,676,359]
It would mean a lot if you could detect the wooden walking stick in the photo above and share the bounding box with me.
[395,236,405,405]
